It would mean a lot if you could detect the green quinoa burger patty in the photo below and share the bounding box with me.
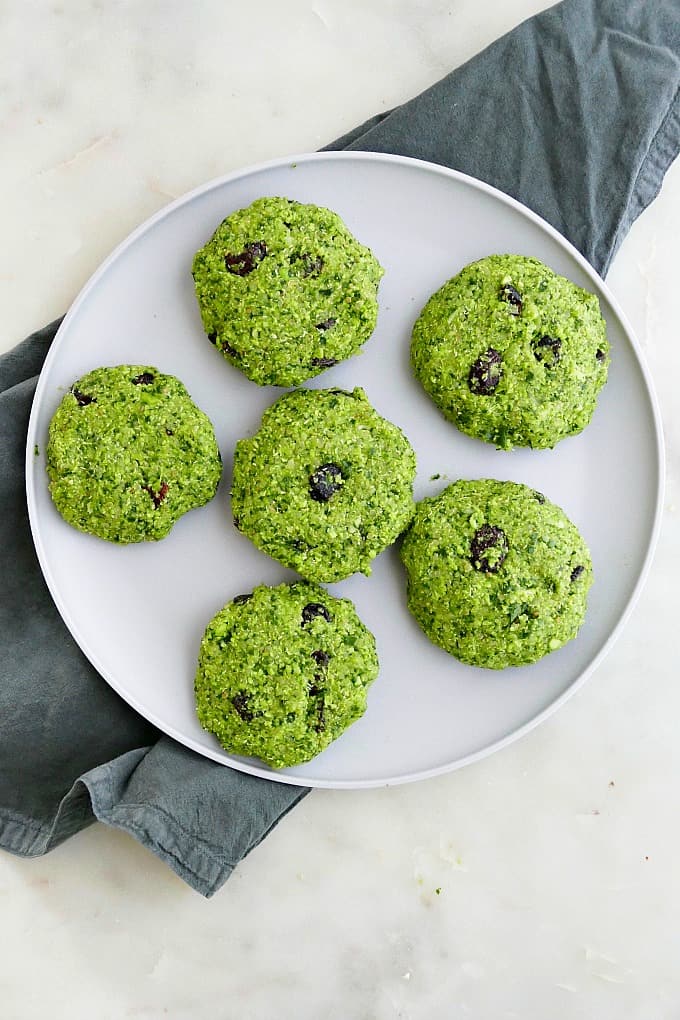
[411,254,609,450]
[400,479,593,669]
[192,196,384,387]
[195,582,379,768]
[46,365,222,543]
[231,387,417,582]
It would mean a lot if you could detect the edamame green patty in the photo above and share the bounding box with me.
[411,254,609,449]
[231,387,416,582]
[192,196,384,386]
[400,479,593,669]
[46,365,221,543]
[195,582,379,768]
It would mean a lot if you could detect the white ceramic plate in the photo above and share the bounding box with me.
[26,152,664,789]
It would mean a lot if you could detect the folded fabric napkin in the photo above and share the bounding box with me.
[1,0,678,897]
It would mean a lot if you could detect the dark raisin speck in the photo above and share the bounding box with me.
[315,318,336,331]
[309,463,343,502]
[532,335,562,367]
[233,592,253,605]
[132,372,155,385]
[470,524,509,573]
[311,649,331,669]
[225,241,267,276]
[596,348,605,362]
[302,603,332,625]
[232,691,254,722]
[570,565,585,582]
[207,331,218,345]
[165,428,174,436]
[222,341,239,357]
[499,283,522,315]
[290,252,324,278]
[468,348,503,395]
[310,357,337,369]
[233,516,241,530]
[314,698,326,732]
[533,490,546,504]
[143,482,169,509]
[72,387,96,406]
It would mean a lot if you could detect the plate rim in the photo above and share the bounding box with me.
[25,149,666,789]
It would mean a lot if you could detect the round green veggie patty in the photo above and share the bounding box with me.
[46,365,221,543]
[400,479,593,668]
[411,254,609,450]
[192,196,384,386]
[231,387,417,582]
[195,581,379,768]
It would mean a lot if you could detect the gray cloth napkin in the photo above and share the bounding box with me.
[2,0,678,897]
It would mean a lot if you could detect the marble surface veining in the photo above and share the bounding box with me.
[2,1,680,1017]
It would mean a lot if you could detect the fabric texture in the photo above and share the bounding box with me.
[1,0,679,897]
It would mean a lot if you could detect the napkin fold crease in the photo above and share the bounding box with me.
[1,0,678,897]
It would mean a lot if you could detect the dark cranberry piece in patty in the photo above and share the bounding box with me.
[309,463,343,502]
[532,335,562,367]
[499,283,522,315]
[468,348,503,395]
[224,240,268,276]
[302,603,332,625]
[470,524,509,573]
[72,387,96,406]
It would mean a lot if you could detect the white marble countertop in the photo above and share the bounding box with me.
[2,2,679,1016]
